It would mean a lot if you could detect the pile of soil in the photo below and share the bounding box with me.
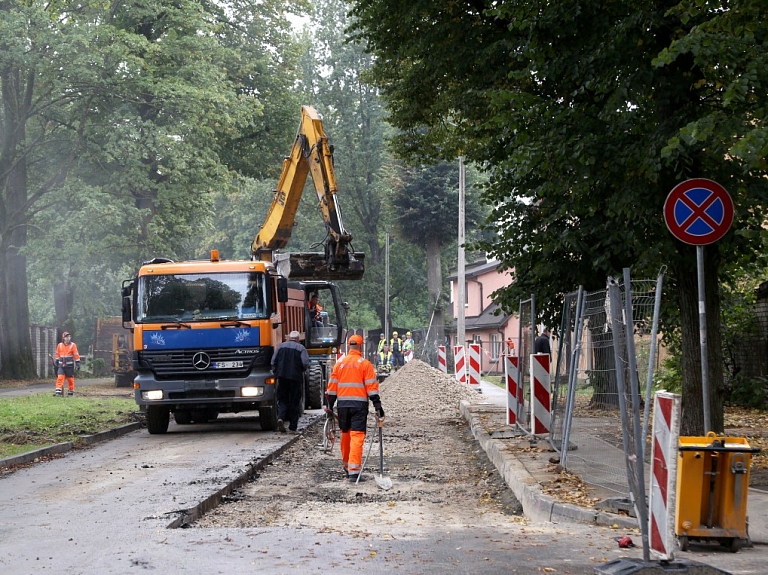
[194,359,524,532]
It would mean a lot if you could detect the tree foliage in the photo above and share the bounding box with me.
[348,0,768,433]
[2,0,306,369]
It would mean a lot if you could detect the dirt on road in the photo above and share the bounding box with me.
[195,360,526,533]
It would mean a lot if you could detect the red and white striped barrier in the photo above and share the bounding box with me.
[437,346,447,373]
[336,352,345,363]
[468,344,481,389]
[453,345,466,384]
[530,353,551,435]
[649,391,681,560]
[505,355,520,425]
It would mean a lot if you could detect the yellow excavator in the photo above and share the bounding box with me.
[251,105,365,281]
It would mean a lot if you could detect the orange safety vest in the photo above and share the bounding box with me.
[327,349,378,406]
[56,342,80,364]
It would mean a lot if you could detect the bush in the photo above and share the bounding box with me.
[727,374,768,409]
[653,355,682,394]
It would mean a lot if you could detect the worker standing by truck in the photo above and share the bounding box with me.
[54,332,80,397]
[271,331,310,433]
[326,334,385,483]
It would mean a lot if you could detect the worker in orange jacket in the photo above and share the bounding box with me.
[54,331,81,397]
[325,334,385,483]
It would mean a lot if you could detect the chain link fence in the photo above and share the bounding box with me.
[550,272,664,511]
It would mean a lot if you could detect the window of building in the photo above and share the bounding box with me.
[490,333,501,361]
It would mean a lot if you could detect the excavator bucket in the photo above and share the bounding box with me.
[274,252,365,281]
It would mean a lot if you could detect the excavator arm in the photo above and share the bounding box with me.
[251,105,364,281]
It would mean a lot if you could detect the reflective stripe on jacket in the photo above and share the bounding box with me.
[327,349,378,407]
[56,342,80,364]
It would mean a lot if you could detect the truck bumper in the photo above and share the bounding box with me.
[133,369,276,412]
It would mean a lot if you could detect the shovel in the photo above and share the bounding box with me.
[374,415,392,491]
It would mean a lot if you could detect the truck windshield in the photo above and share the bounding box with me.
[136,272,269,323]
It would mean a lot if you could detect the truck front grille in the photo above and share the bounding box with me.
[139,347,270,380]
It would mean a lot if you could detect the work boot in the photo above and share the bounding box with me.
[54,389,63,397]
[67,390,74,397]
[277,419,286,433]
[348,474,367,483]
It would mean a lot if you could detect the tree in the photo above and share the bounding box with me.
[4,0,305,373]
[348,1,768,434]
[394,162,485,355]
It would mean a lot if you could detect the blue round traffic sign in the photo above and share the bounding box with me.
[664,178,733,245]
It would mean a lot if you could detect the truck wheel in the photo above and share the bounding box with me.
[173,410,192,425]
[147,406,170,434]
[306,363,324,409]
[259,400,278,431]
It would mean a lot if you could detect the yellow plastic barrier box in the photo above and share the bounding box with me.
[675,432,760,552]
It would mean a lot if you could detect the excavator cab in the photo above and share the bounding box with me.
[297,282,345,349]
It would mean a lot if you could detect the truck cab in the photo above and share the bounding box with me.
[122,254,345,434]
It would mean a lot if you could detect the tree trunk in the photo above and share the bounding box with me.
[676,242,726,435]
[425,235,444,366]
[0,66,36,379]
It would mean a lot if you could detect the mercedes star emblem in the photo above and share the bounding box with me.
[192,351,211,370]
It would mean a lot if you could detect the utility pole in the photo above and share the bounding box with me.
[385,231,390,340]
[457,156,466,349]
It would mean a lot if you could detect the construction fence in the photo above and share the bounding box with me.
[0,324,59,379]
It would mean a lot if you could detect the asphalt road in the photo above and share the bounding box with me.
[0,381,762,574]
[0,408,648,575]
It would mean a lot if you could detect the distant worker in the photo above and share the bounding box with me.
[376,343,393,374]
[389,330,404,370]
[402,331,415,363]
[506,337,515,355]
[534,328,551,358]
[54,331,81,397]
[271,330,310,433]
[376,332,386,354]
[325,334,384,483]
[308,293,323,327]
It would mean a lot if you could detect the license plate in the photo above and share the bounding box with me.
[213,360,243,369]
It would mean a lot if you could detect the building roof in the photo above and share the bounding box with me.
[448,301,510,332]
[446,258,503,281]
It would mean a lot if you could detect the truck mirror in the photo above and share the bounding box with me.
[121,296,132,323]
[277,277,288,303]
[121,282,133,298]
[342,301,350,310]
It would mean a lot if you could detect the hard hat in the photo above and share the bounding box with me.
[392,331,398,336]
[289,330,300,340]
[406,331,411,336]
[379,333,385,338]
[348,334,363,346]
[62,332,71,338]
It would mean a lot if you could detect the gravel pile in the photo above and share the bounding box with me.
[377,359,480,421]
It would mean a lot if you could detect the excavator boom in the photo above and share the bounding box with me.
[251,105,364,281]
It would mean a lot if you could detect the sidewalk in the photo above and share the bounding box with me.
[462,379,768,546]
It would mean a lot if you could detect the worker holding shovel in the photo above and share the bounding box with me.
[326,334,385,484]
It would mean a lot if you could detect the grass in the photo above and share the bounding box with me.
[0,383,139,460]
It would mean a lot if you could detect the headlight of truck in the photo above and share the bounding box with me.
[141,390,163,400]
[241,386,263,397]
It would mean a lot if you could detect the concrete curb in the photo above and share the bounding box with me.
[459,400,637,529]
[0,422,142,469]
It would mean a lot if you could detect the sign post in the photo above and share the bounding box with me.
[664,178,733,433]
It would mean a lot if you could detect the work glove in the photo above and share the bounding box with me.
[375,405,385,419]
[75,361,81,372]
